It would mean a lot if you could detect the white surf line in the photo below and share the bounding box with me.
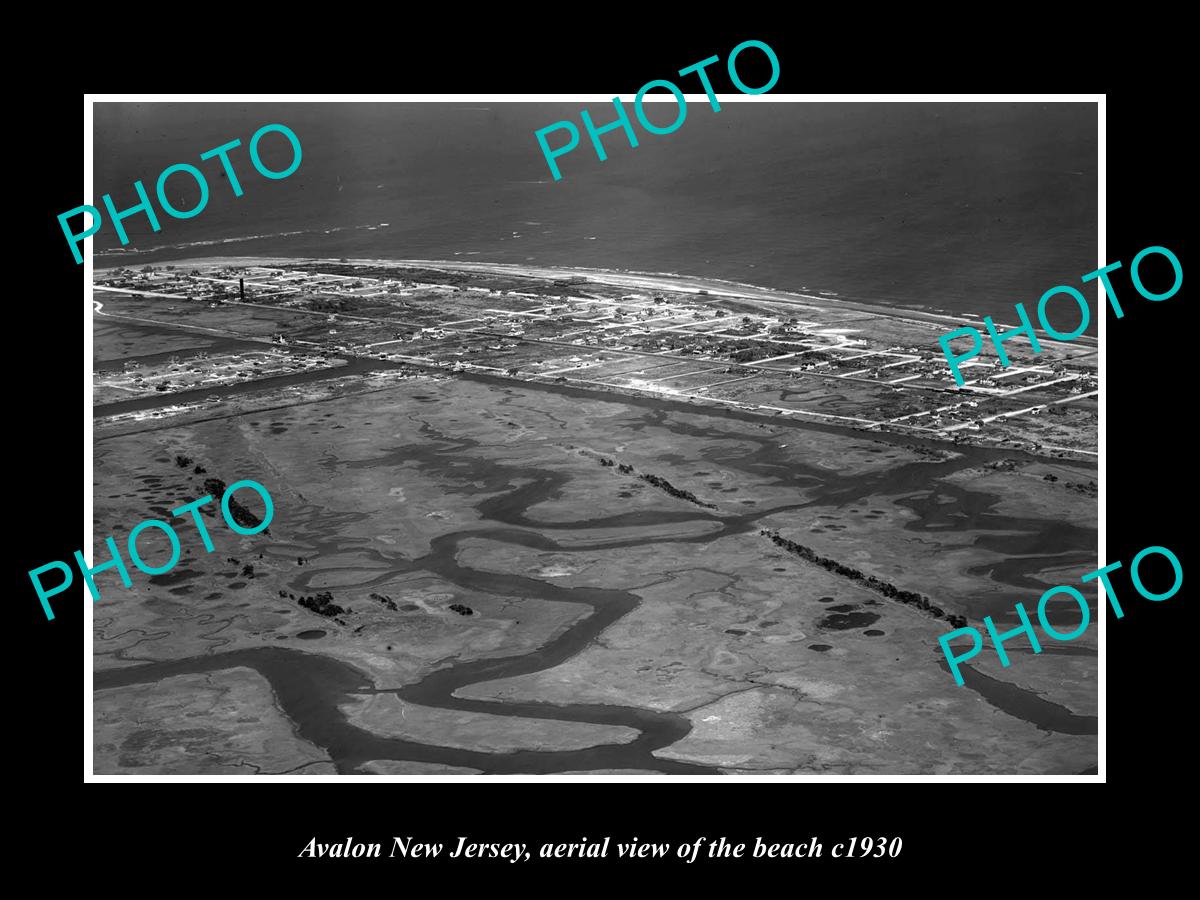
[171,259,977,333]
[979,323,1097,350]
[106,270,1073,415]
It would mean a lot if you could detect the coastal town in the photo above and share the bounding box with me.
[93,258,1097,458]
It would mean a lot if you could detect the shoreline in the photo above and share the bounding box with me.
[97,254,1096,346]
[93,258,1099,463]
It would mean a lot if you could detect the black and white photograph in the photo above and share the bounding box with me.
[83,97,1100,778]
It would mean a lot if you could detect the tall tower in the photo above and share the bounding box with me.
[240,278,245,301]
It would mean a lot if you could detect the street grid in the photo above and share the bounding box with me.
[93,262,1098,458]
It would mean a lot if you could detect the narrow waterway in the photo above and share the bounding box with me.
[95,333,1098,772]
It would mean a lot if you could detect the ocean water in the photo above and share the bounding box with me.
[92,101,1098,317]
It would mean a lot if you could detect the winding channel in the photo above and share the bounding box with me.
[95,331,1098,773]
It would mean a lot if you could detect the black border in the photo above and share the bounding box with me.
[16,26,1189,884]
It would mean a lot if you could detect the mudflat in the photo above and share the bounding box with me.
[93,360,1095,774]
